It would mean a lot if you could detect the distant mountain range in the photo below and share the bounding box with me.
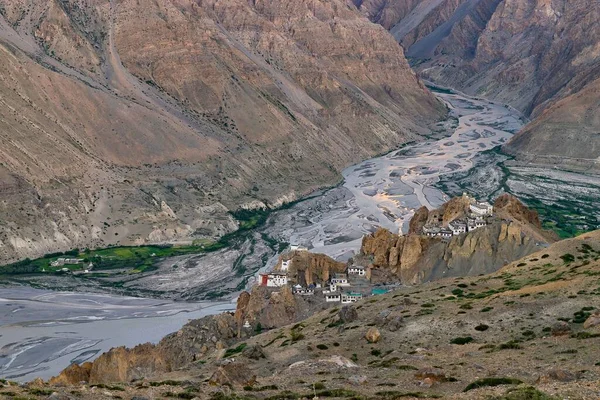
[355,0,600,171]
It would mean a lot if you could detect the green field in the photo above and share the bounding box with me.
[0,207,274,277]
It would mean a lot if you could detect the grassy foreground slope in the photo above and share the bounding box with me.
[6,231,600,399]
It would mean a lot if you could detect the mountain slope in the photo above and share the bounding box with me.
[356,0,600,172]
[0,0,445,263]
[19,229,600,399]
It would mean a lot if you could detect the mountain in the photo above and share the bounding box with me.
[0,0,445,264]
[355,0,600,171]
[15,228,600,398]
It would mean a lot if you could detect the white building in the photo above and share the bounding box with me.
[448,220,467,236]
[260,272,288,287]
[347,266,366,276]
[341,292,363,304]
[281,259,291,271]
[331,274,350,287]
[470,202,493,216]
[325,293,341,302]
[290,244,308,252]
[293,285,314,295]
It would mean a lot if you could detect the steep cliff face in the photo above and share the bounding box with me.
[0,0,445,263]
[274,250,347,286]
[360,195,554,284]
[357,0,600,171]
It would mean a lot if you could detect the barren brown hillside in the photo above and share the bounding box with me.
[0,0,445,263]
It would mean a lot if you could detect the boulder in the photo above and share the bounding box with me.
[414,367,450,383]
[583,311,600,330]
[242,344,266,360]
[365,327,381,343]
[209,363,256,387]
[537,369,579,383]
[551,321,572,336]
[338,305,359,323]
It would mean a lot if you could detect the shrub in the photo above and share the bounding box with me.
[460,303,473,310]
[497,386,558,400]
[223,343,247,358]
[313,382,326,390]
[371,349,381,356]
[463,377,523,392]
[316,344,328,350]
[561,254,575,263]
[475,324,489,331]
[541,254,549,259]
[480,307,494,313]
[496,340,522,350]
[450,336,474,345]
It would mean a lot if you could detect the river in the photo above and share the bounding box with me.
[0,89,525,382]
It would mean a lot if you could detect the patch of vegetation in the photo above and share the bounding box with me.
[496,340,522,350]
[244,385,278,392]
[450,336,474,345]
[493,386,559,400]
[421,303,435,308]
[313,383,326,390]
[149,380,183,387]
[480,306,494,313]
[463,377,523,392]
[316,344,328,350]
[571,331,600,340]
[351,353,358,362]
[573,307,595,323]
[375,391,441,398]
[560,253,575,264]
[90,384,125,391]
[223,343,247,358]
[27,388,54,395]
[370,349,381,356]
[475,324,489,331]
[459,303,473,310]
[164,392,197,399]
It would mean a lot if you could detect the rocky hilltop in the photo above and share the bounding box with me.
[355,0,600,171]
[359,194,556,284]
[11,227,600,399]
[0,0,445,263]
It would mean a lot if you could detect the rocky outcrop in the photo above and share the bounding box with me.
[234,285,300,331]
[360,195,554,284]
[0,0,445,263]
[50,312,238,384]
[275,251,347,286]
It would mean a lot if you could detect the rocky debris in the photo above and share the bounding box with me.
[551,321,572,337]
[242,345,266,360]
[347,375,368,385]
[209,363,256,387]
[338,306,359,324]
[494,195,542,230]
[414,367,451,384]
[583,311,600,330]
[375,309,404,332]
[365,327,381,343]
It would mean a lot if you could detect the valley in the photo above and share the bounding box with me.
[2,88,598,384]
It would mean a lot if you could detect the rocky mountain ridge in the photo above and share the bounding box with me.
[359,194,556,285]
[0,0,445,264]
[355,0,600,172]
